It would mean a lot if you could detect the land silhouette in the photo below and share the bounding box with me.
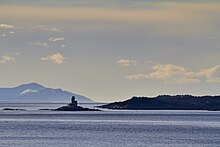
[54,96,100,111]
[0,83,93,103]
[99,95,220,111]
[1,83,220,111]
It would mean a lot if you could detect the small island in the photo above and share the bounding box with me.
[54,96,100,111]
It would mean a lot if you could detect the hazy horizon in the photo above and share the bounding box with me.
[1,0,220,102]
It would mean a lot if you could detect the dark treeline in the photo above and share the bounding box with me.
[100,95,220,111]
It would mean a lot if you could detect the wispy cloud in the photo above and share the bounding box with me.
[61,45,66,48]
[0,24,15,29]
[117,59,137,67]
[32,42,49,48]
[41,52,65,64]
[0,31,15,37]
[49,37,64,42]
[34,25,62,32]
[0,55,15,63]
[126,73,146,80]
[196,65,220,83]
[174,78,201,84]
[14,52,21,56]
[0,34,6,37]
[126,63,220,84]
[9,31,15,34]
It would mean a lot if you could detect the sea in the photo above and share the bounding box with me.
[0,103,220,147]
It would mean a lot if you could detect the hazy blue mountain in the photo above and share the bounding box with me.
[0,83,94,103]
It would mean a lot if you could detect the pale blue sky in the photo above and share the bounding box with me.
[0,0,220,102]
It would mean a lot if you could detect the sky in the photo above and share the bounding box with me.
[0,0,220,102]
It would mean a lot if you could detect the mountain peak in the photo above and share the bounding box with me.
[16,83,45,90]
[0,83,94,103]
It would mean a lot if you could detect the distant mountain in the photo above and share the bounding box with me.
[99,95,220,111]
[0,83,94,103]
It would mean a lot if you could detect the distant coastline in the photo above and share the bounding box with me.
[99,95,220,111]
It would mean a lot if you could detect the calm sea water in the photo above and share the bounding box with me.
[0,103,220,147]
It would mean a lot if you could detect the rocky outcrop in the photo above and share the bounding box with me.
[54,96,100,111]
[54,105,100,111]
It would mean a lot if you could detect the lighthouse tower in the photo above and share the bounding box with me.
[69,96,77,108]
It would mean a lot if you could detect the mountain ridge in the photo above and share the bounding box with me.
[0,83,94,103]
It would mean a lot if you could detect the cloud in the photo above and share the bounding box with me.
[9,31,15,34]
[126,63,220,84]
[49,37,64,42]
[0,55,15,63]
[0,24,15,29]
[196,65,220,83]
[33,42,49,48]
[117,59,137,67]
[207,78,220,83]
[174,65,220,83]
[14,52,21,56]
[34,25,62,32]
[0,34,6,37]
[125,64,197,83]
[174,78,201,84]
[41,52,65,64]
[146,64,186,81]
[126,73,146,80]
[61,45,66,48]
[0,31,15,37]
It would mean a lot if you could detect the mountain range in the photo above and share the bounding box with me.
[0,83,94,103]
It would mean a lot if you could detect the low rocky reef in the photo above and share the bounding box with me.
[3,108,26,111]
[99,95,220,111]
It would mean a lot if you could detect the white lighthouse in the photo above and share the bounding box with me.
[68,96,77,108]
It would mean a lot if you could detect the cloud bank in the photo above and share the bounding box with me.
[126,63,220,84]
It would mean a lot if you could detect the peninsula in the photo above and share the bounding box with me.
[99,95,220,111]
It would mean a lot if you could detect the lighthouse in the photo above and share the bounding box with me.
[69,96,77,108]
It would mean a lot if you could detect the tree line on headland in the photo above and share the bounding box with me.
[99,95,220,111]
